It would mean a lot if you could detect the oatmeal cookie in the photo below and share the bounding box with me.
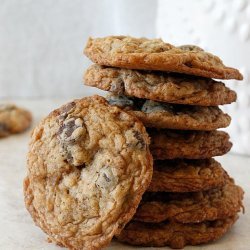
[107,95,231,130]
[84,36,242,80]
[84,65,237,105]
[147,159,228,192]
[24,95,153,250]
[149,130,232,159]
[0,104,32,137]
[136,179,244,223]
[116,215,238,248]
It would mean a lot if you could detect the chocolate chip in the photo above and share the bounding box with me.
[61,102,76,114]
[141,100,172,113]
[58,116,87,166]
[107,95,134,108]
[132,130,146,150]
[103,173,111,182]
[58,102,76,121]
[63,119,76,138]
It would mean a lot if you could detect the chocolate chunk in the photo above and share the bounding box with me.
[132,130,146,150]
[107,95,134,108]
[103,173,111,182]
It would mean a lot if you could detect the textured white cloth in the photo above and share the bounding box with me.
[1,0,249,155]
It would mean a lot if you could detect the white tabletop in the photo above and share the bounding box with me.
[0,99,249,250]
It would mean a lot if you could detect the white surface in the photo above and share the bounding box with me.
[0,99,249,250]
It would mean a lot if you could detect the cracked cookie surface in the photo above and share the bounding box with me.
[147,159,228,192]
[85,65,237,106]
[106,95,231,130]
[116,215,238,248]
[24,95,153,250]
[149,129,232,159]
[0,104,32,137]
[84,36,242,80]
[136,179,244,223]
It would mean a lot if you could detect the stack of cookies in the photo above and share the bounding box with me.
[84,36,244,248]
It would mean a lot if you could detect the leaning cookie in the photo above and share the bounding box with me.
[0,104,32,138]
[85,65,237,106]
[147,159,228,192]
[135,179,244,223]
[84,36,242,80]
[106,95,231,130]
[116,215,238,248]
[149,129,232,159]
[24,95,153,250]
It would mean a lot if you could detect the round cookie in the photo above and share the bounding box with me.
[23,95,153,250]
[84,36,243,80]
[135,179,244,223]
[0,104,32,137]
[149,129,232,159]
[84,65,237,106]
[106,95,231,130]
[116,215,238,248]
[147,159,228,192]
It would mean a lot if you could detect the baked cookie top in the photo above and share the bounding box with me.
[84,36,243,80]
[0,104,32,137]
[149,129,232,159]
[84,65,237,106]
[136,179,244,223]
[24,95,153,250]
[147,159,228,192]
[117,215,238,248]
[106,95,231,130]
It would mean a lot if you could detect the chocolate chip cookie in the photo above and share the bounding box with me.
[85,65,237,106]
[116,215,238,248]
[0,104,32,137]
[147,159,228,192]
[149,130,232,159]
[136,179,244,223]
[24,95,153,250]
[106,95,231,130]
[84,36,242,80]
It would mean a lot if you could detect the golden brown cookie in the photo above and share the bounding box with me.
[147,159,228,192]
[84,36,243,80]
[24,95,153,250]
[84,65,237,106]
[0,104,32,137]
[106,95,231,130]
[136,179,244,223]
[149,129,232,159]
[116,215,238,248]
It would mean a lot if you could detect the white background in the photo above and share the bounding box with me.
[1,0,250,155]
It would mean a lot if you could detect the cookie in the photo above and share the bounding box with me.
[84,36,242,80]
[116,215,238,248]
[147,159,228,192]
[0,104,32,137]
[23,95,153,250]
[107,95,231,130]
[149,129,232,159]
[84,64,237,106]
[135,179,244,223]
